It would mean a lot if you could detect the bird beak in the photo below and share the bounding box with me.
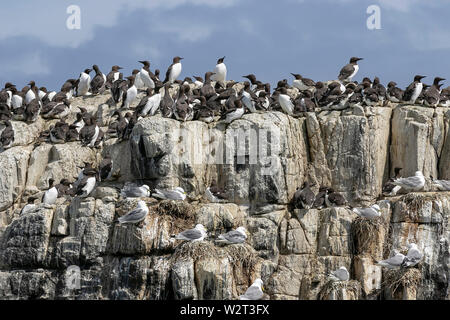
[180,57,184,60]
[262,286,265,292]
[358,58,364,61]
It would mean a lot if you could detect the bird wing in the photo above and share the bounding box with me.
[393,176,422,188]
[176,228,202,240]
[338,64,354,80]
[119,207,146,223]
[407,247,423,261]
[219,230,246,243]
[241,285,263,300]
[164,63,174,83]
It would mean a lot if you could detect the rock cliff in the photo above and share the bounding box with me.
[0,92,449,300]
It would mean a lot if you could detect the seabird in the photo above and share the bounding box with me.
[432,179,450,191]
[387,81,404,103]
[20,197,38,215]
[291,73,315,91]
[42,178,58,205]
[118,200,149,225]
[372,77,386,102]
[160,83,174,118]
[215,227,247,244]
[200,71,217,99]
[277,87,294,115]
[325,188,347,207]
[152,187,187,200]
[352,204,381,219]
[99,156,113,181]
[193,76,204,88]
[76,68,92,96]
[392,171,425,192]
[164,56,183,84]
[24,97,42,122]
[25,81,38,105]
[239,279,264,300]
[424,77,445,107]
[0,120,14,150]
[338,57,363,82]
[76,174,96,198]
[292,181,315,209]
[136,83,163,117]
[174,85,194,121]
[105,65,123,89]
[403,75,426,104]
[401,243,423,267]
[60,79,78,100]
[328,266,349,282]
[79,116,100,148]
[382,167,402,196]
[377,250,406,269]
[50,120,69,144]
[211,56,227,84]
[121,75,138,109]
[205,180,228,203]
[120,183,151,198]
[137,60,156,89]
[313,186,329,209]
[90,65,106,94]
[55,179,72,196]
[241,82,257,113]
[175,224,208,242]
[42,99,70,119]
[223,100,245,123]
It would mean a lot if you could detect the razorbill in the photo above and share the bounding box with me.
[292,181,315,209]
[325,188,347,207]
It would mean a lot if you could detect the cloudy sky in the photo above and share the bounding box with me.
[1,0,449,91]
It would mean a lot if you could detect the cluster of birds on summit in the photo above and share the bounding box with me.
[1,56,450,152]
[2,55,450,299]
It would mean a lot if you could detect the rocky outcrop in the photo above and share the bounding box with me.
[0,91,449,300]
